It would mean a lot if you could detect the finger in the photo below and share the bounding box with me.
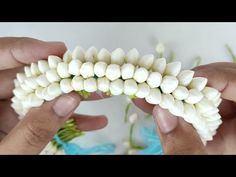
[0,37,66,70]
[193,63,236,102]
[132,98,154,114]
[0,92,80,154]
[0,67,23,99]
[153,106,206,154]
[72,114,108,131]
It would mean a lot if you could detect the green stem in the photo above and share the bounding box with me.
[226,44,236,62]
[192,56,202,68]
[124,102,132,123]
[129,123,145,150]
[168,51,175,62]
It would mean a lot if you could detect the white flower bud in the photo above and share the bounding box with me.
[202,87,220,100]
[135,83,150,98]
[30,63,40,75]
[80,62,94,78]
[36,74,50,87]
[129,113,138,124]
[146,72,162,88]
[57,62,71,78]
[24,66,32,77]
[68,59,82,76]
[16,73,26,83]
[165,62,181,76]
[28,93,44,107]
[155,42,165,54]
[133,67,149,83]
[24,76,39,89]
[124,79,138,95]
[188,77,207,91]
[183,103,198,124]
[94,61,107,77]
[84,78,97,92]
[60,79,73,93]
[126,48,139,65]
[72,46,85,62]
[110,79,124,95]
[172,86,189,100]
[38,60,50,73]
[71,76,84,91]
[13,87,28,99]
[97,48,111,64]
[152,58,166,74]
[169,99,184,117]
[145,88,162,105]
[105,64,121,81]
[85,46,97,63]
[184,89,203,104]
[159,94,175,109]
[111,48,125,65]
[138,54,154,69]
[47,82,62,98]
[35,87,44,99]
[121,63,135,80]
[160,76,179,94]
[48,55,62,69]
[177,70,194,86]
[20,83,34,92]
[63,50,72,63]
[46,69,61,83]
[195,98,216,114]
[97,77,110,92]
[42,87,55,101]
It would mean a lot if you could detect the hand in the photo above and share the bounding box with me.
[0,37,108,154]
[134,62,236,154]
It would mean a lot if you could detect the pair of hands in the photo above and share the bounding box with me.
[0,37,235,154]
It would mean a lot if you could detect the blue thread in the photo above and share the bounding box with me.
[138,126,163,155]
[53,135,115,155]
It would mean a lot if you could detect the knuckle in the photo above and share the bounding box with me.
[23,120,54,148]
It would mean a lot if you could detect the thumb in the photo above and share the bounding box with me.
[0,92,80,154]
[153,106,207,154]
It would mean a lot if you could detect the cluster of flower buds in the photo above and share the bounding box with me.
[11,46,222,144]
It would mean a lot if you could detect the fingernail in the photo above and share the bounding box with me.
[53,94,79,117]
[153,105,178,134]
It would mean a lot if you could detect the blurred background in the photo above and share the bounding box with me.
[0,23,235,154]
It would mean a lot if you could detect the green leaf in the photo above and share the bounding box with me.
[226,44,236,62]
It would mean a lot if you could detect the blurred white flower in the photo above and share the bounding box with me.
[155,42,165,54]
[128,149,137,155]
[129,113,138,124]
[122,141,130,149]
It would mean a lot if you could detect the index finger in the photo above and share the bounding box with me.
[0,37,66,70]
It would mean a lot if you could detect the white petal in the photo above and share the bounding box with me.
[110,79,124,95]
[85,46,97,63]
[57,62,71,78]
[172,86,189,100]
[202,87,220,100]
[60,79,73,93]
[13,87,28,99]
[184,89,203,104]
[17,73,26,83]
[145,88,162,105]
[97,48,111,64]
[97,77,110,92]
[135,83,150,98]
[71,76,84,91]
[42,87,55,101]
[47,82,62,98]
[121,63,135,80]
[160,76,179,94]
[68,59,82,75]
[111,48,125,65]
[195,98,216,114]
[165,61,181,76]
[28,93,44,107]
[24,76,39,89]
[35,87,44,99]
[133,67,149,83]
[63,50,72,63]
[124,79,138,96]
[146,72,162,88]
[188,77,207,91]
[30,63,40,75]
[24,66,32,77]
[213,98,222,107]
[20,83,34,92]
[80,62,94,78]
[183,103,198,124]
[48,55,62,69]
[105,64,121,81]
[169,99,184,117]
[46,69,61,83]
[84,78,97,92]
[138,54,154,69]
[72,46,85,61]
[94,61,107,77]
[38,60,50,73]
[152,58,166,74]
[14,79,20,87]
[159,94,175,109]
[126,48,139,65]
[36,74,50,87]
[177,70,194,86]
